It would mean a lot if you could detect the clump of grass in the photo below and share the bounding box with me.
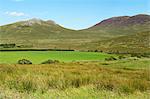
[6,79,37,93]
[46,74,92,90]
[0,65,15,74]
[95,81,115,91]
[21,80,36,93]
[119,85,135,94]
[131,80,149,92]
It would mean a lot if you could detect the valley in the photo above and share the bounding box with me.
[0,14,150,53]
[0,14,150,99]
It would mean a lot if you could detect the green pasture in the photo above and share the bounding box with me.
[0,51,113,64]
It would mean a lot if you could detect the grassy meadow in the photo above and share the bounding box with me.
[0,51,113,64]
[0,53,150,98]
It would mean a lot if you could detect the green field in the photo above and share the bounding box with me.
[0,51,113,64]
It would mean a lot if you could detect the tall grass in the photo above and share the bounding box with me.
[0,61,149,95]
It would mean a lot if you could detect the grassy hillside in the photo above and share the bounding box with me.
[85,14,150,36]
[0,14,150,52]
[81,31,150,53]
[0,19,109,49]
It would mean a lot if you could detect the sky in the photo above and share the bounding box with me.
[0,0,150,30]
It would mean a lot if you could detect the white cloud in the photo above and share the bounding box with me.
[5,11,26,17]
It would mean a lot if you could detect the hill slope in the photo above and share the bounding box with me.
[0,14,150,52]
[81,31,150,53]
[0,18,75,39]
[0,18,110,49]
[84,14,150,36]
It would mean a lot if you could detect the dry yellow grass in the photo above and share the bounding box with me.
[0,59,150,98]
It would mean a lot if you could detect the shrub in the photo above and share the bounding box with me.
[105,56,117,61]
[94,50,98,52]
[41,59,59,64]
[141,53,150,58]
[130,53,149,58]
[131,53,138,57]
[0,43,16,48]
[18,59,32,64]
[102,63,109,65]
[118,55,126,59]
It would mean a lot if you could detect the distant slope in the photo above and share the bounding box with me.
[0,14,150,52]
[0,18,75,39]
[83,14,150,36]
[0,18,110,48]
[81,31,150,53]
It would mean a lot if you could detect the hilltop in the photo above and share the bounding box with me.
[84,14,150,36]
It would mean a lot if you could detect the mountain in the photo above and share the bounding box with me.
[0,18,73,39]
[0,18,111,49]
[0,18,87,48]
[0,14,150,52]
[84,14,150,36]
[94,14,150,27]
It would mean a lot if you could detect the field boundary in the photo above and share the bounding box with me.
[0,48,75,52]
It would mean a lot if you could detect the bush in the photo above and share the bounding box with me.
[130,53,150,58]
[141,53,150,58]
[41,59,59,64]
[102,63,109,65]
[18,59,32,64]
[0,43,16,48]
[118,55,126,59]
[105,56,117,61]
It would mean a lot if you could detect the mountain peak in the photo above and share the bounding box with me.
[94,16,130,26]
[93,14,150,27]
[28,18,43,23]
[20,18,57,26]
[46,20,56,25]
[20,18,43,26]
[133,14,150,17]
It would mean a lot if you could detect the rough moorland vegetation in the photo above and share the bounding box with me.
[0,58,149,98]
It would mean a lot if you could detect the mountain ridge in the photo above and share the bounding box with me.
[92,14,150,27]
[1,14,150,29]
[0,14,149,53]
[85,14,150,36]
